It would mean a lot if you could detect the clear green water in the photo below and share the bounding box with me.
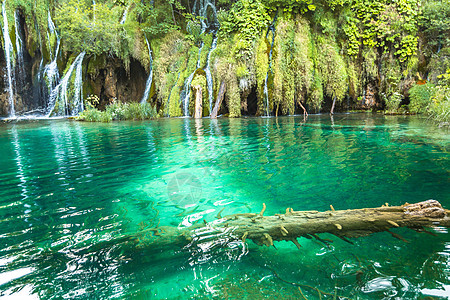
[0,114,449,299]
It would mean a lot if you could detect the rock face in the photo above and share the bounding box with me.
[0,11,36,117]
[0,50,148,117]
[85,57,147,109]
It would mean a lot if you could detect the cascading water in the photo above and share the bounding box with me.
[181,43,204,116]
[47,52,86,117]
[140,37,153,104]
[262,15,277,117]
[92,0,96,23]
[42,12,61,108]
[72,53,85,114]
[2,0,15,117]
[180,0,218,117]
[204,35,217,112]
[192,0,218,32]
[120,5,129,24]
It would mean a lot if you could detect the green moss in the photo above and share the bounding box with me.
[152,30,190,114]
[168,83,182,117]
[189,71,208,117]
[255,33,269,112]
[408,83,435,114]
[199,33,213,69]
[315,34,348,104]
[308,70,324,111]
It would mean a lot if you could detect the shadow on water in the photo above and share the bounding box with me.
[0,114,449,298]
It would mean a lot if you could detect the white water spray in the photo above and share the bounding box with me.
[120,5,129,24]
[140,37,153,104]
[180,0,219,116]
[204,35,217,112]
[42,12,61,109]
[47,52,86,116]
[2,0,15,117]
[181,43,204,116]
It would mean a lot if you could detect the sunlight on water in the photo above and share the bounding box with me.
[0,114,448,299]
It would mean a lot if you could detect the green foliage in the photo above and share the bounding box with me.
[55,0,122,56]
[408,83,435,113]
[152,31,189,116]
[420,0,450,53]
[380,54,402,111]
[417,69,450,125]
[219,0,271,60]
[263,0,317,15]
[190,72,209,116]
[427,86,450,125]
[383,92,403,112]
[255,34,269,112]
[342,0,420,62]
[308,71,324,111]
[78,99,158,122]
[135,0,180,38]
[315,35,348,104]
[428,47,450,82]
[10,0,49,55]
[210,34,242,117]
[265,15,316,115]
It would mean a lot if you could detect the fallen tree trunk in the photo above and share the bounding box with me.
[87,200,450,253]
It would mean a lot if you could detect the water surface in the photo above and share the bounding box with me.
[0,114,449,299]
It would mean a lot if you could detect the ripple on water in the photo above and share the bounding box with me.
[0,115,448,299]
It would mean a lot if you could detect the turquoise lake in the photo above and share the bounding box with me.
[0,114,449,299]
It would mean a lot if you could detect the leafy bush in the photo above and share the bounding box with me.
[55,0,122,56]
[78,100,158,122]
[427,86,450,125]
[408,83,435,113]
[383,92,403,113]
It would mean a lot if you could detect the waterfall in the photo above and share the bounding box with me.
[193,0,218,33]
[14,10,25,87]
[72,53,85,114]
[92,0,96,23]
[120,5,129,24]
[179,0,219,117]
[181,43,204,116]
[140,37,153,104]
[263,15,277,117]
[204,35,217,112]
[42,12,61,108]
[2,0,15,117]
[47,52,86,117]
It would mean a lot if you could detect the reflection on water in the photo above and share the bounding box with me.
[0,114,449,299]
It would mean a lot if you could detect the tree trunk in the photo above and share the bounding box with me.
[193,85,202,118]
[210,81,226,118]
[90,200,450,253]
[330,96,336,115]
[297,100,308,117]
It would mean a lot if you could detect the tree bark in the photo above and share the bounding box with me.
[210,81,226,119]
[92,200,450,252]
[297,100,308,117]
[330,95,336,115]
[193,85,202,118]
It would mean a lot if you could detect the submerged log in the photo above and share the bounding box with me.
[87,200,450,253]
[210,81,226,119]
